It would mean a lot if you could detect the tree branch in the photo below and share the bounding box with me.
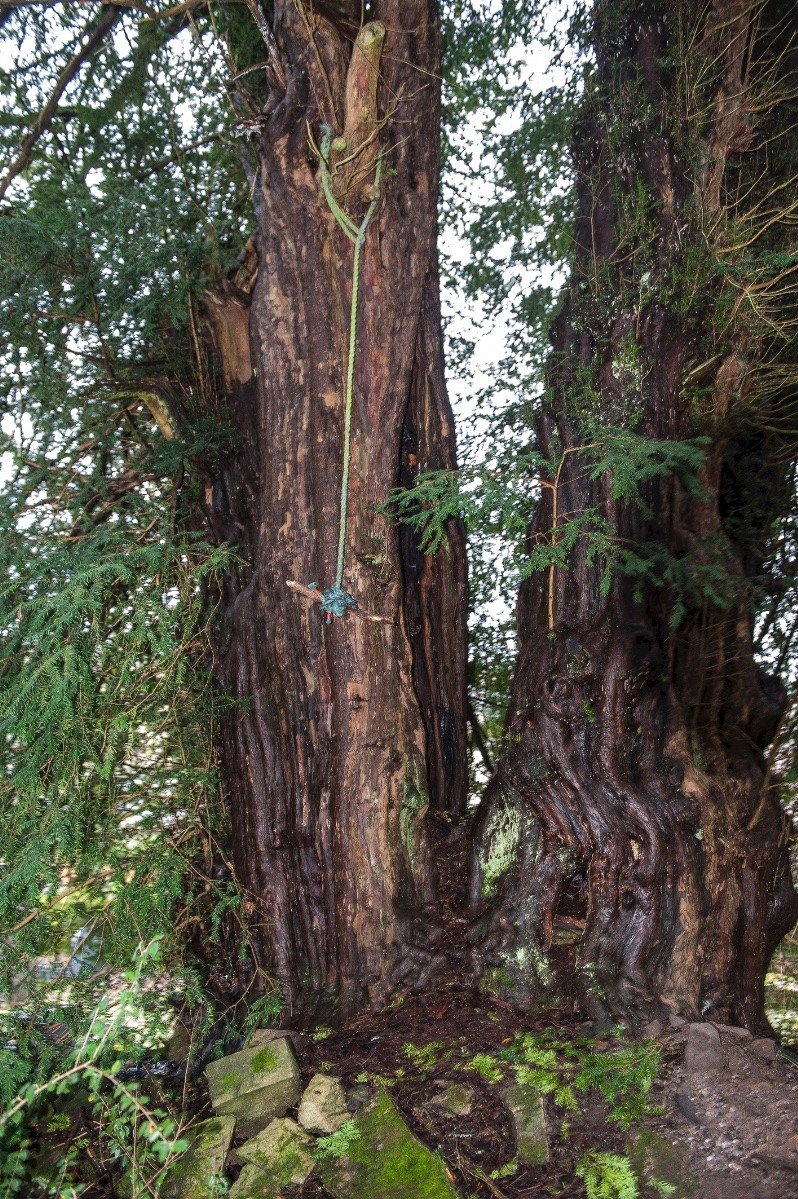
[467,700,494,775]
[0,4,122,202]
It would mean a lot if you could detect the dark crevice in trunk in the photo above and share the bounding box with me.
[399,258,469,821]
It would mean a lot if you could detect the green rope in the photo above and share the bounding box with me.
[310,124,383,622]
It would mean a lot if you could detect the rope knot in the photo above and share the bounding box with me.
[319,585,358,622]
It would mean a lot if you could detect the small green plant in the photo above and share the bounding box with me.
[511,1035,578,1109]
[491,1029,663,1128]
[466,1053,504,1084]
[576,1150,639,1199]
[45,1113,72,1134]
[353,1070,395,1088]
[311,1026,333,1042]
[572,1041,663,1127]
[206,1174,231,1196]
[242,992,283,1035]
[489,1159,518,1179]
[402,1041,445,1071]
[315,1119,362,1161]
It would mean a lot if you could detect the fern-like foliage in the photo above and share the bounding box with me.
[384,428,710,615]
[0,0,259,1141]
[498,1029,663,1127]
[314,1120,362,1161]
[576,1150,639,1199]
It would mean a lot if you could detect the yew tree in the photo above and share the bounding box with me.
[470,0,798,1031]
[0,0,468,1025]
[202,1,470,1020]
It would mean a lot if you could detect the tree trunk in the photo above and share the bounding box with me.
[202,0,467,1022]
[470,0,798,1032]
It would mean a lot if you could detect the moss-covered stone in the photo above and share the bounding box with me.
[206,1037,301,1139]
[160,1116,236,1199]
[429,1082,475,1117]
[317,1090,460,1199]
[229,1117,315,1197]
[502,1084,549,1166]
[626,1129,699,1198]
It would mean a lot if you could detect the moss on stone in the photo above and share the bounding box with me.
[157,1116,236,1199]
[318,1090,459,1199]
[206,1038,301,1139]
[231,1118,315,1196]
[626,1129,699,1197]
[431,1082,475,1117]
[250,1046,277,1073]
[502,1084,549,1167]
[479,965,513,997]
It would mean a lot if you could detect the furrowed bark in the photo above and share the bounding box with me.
[202,0,467,1021]
[470,0,798,1031]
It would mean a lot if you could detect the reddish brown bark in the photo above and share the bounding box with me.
[470,0,798,1032]
[201,1,467,1021]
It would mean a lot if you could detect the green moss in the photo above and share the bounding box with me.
[399,760,428,879]
[234,1119,315,1195]
[318,1091,458,1199]
[479,965,513,996]
[221,1071,238,1091]
[160,1117,236,1199]
[478,794,522,898]
[626,1130,698,1197]
[250,1046,277,1073]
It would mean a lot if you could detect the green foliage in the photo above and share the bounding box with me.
[0,939,190,1196]
[402,1041,445,1072]
[437,1,588,772]
[466,1053,504,1084]
[496,1029,662,1127]
[576,1150,639,1199]
[0,1,265,1182]
[571,1041,663,1128]
[241,993,283,1036]
[489,1159,518,1180]
[314,1119,362,1161]
[384,428,711,620]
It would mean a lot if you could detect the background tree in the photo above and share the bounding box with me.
[468,0,798,1030]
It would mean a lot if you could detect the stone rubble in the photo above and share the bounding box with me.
[205,1035,301,1139]
[154,1019,798,1199]
[297,1072,350,1134]
[501,1082,549,1166]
